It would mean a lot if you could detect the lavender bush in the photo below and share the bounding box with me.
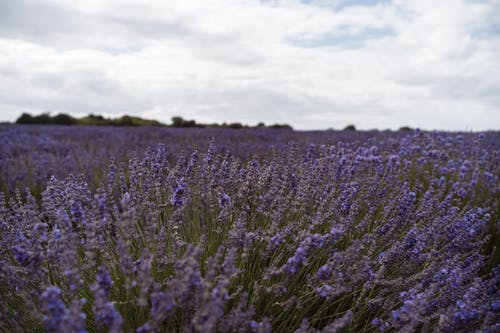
[0,125,499,332]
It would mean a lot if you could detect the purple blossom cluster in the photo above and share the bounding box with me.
[0,125,499,332]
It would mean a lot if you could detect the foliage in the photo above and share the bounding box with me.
[16,112,165,127]
[170,116,293,130]
[14,113,294,130]
[171,116,198,128]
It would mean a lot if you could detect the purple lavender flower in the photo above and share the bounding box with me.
[491,300,500,311]
[218,193,231,208]
[40,286,66,331]
[170,178,186,206]
[94,301,123,331]
[60,299,88,333]
[316,284,333,297]
[96,265,114,295]
[268,233,285,250]
[150,290,176,324]
[284,246,307,276]
[317,264,333,280]
[453,299,478,324]
[91,266,122,331]
[371,318,389,331]
[11,244,32,267]
[248,318,272,333]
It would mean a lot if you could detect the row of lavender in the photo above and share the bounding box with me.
[0,125,395,197]
[1,126,499,332]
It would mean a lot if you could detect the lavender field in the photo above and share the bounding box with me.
[1,125,499,332]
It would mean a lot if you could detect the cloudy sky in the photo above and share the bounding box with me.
[0,0,499,130]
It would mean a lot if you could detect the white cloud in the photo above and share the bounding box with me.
[0,0,499,130]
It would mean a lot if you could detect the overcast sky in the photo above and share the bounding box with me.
[0,0,499,130]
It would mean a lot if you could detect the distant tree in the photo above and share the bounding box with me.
[88,114,104,121]
[344,124,356,131]
[14,112,166,126]
[79,114,110,125]
[117,115,136,126]
[171,116,197,127]
[16,113,34,124]
[399,126,413,131]
[171,116,184,127]
[228,122,243,129]
[270,123,293,130]
[27,112,51,124]
[52,113,76,125]
[16,112,60,124]
[256,122,265,128]
[30,113,48,124]
[114,115,146,126]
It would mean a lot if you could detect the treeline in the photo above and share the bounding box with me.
[15,113,293,129]
[170,116,292,129]
[16,113,165,127]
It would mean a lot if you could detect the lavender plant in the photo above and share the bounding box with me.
[0,126,499,332]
